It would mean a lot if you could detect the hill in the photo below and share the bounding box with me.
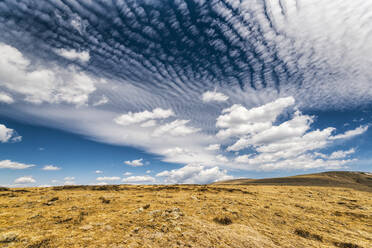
[0,181,371,247]
[213,171,372,192]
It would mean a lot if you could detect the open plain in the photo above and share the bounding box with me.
[0,172,371,248]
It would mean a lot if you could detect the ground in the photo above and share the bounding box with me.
[0,178,371,248]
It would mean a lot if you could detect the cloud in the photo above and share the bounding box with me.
[316,148,356,160]
[146,170,152,174]
[0,92,14,104]
[152,120,200,137]
[0,43,97,106]
[14,176,36,184]
[0,160,35,169]
[205,144,220,151]
[202,91,229,102]
[226,97,363,170]
[55,49,90,63]
[95,170,103,174]
[124,159,144,167]
[329,125,368,140]
[121,175,155,184]
[216,97,295,139]
[64,177,75,181]
[93,95,108,106]
[115,108,174,126]
[42,165,61,171]
[96,176,120,181]
[156,164,233,184]
[0,124,22,143]
[64,181,76,185]
[123,172,132,176]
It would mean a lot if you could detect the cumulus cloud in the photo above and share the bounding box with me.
[14,176,36,184]
[55,49,90,63]
[0,92,14,104]
[216,97,295,139]
[156,164,233,184]
[152,120,200,137]
[205,144,221,151]
[121,175,155,184]
[115,108,174,126]
[329,126,368,140]
[64,176,75,181]
[42,165,61,171]
[202,91,229,102]
[0,43,97,106]
[95,170,103,174]
[0,124,22,143]
[226,97,363,170]
[123,172,132,176]
[124,159,144,167]
[0,160,35,169]
[96,176,120,181]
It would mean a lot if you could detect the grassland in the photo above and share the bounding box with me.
[0,172,371,248]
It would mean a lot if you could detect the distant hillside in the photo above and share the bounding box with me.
[213,171,372,191]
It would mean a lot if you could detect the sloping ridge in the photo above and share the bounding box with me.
[213,171,372,191]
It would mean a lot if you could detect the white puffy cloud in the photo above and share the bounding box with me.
[96,176,120,181]
[140,120,157,128]
[55,49,90,63]
[202,91,229,102]
[152,119,200,137]
[329,125,368,140]
[124,158,144,167]
[216,154,229,162]
[156,164,233,184]
[42,165,61,171]
[64,180,76,185]
[0,92,14,104]
[0,43,97,106]
[115,108,174,126]
[121,175,155,184]
[205,144,220,151]
[216,97,295,139]
[0,124,22,143]
[14,176,36,184]
[64,176,75,181]
[225,97,364,170]
[315,148,356,160]
[0,160,35,169]
[123,172,132,176]
[95,170,103,174]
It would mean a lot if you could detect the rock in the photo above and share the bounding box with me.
[79,225,93,231]
[143,204,150,209]
[133,227,140,233]
[104,225,113,231]
[0,232,18,243]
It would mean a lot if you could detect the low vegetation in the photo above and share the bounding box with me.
[0,172,370,247]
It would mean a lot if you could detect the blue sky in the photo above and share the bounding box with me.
[0,0,371,186]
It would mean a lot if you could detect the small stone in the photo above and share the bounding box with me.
[79,225,93,231]
[133,227,140,233]
[103,225,113,231]
[0,232,18,243]
[143,204,150,209]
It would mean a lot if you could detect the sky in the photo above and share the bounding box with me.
[0,0,371,187]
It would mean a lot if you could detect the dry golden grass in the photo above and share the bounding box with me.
[0,183,371,247]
